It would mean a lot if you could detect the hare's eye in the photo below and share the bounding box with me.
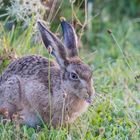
[70,72,79,80]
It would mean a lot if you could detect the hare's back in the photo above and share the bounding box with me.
[0,55,56,84]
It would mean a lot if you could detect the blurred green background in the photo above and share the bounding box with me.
[0,0,140,139]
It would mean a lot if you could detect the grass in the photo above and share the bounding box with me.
[0,11,140,140]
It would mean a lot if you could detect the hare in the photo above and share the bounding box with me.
[0,19,95,127]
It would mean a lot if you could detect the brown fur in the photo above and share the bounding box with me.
[0,20,95,127]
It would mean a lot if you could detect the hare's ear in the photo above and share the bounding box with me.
[61,19,78,57]
[38,21,68,68]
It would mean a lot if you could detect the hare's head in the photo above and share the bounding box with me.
[38,19,95,103]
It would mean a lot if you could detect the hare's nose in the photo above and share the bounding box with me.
[85,93,90,99]
[87,88,95,99]
[87,89,94,97]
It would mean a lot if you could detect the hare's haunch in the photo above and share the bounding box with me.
[0,20,95,127]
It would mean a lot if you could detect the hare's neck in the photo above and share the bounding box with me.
[63,94,88,123]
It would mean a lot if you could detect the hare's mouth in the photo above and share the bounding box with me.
[85,98,92,104]
[74,92,93,104]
